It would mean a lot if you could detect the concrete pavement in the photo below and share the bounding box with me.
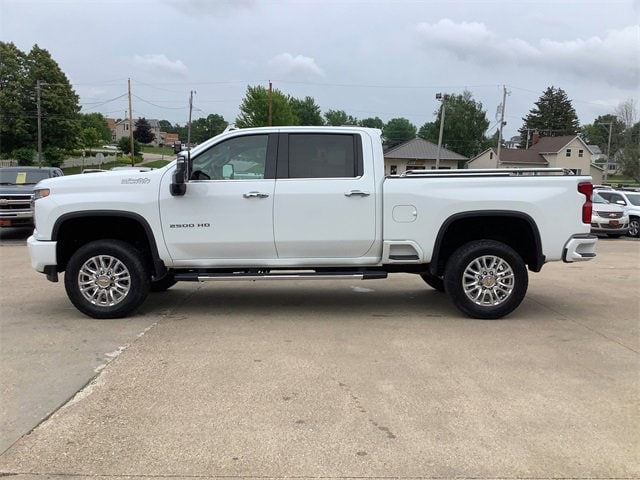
[0,238,638,478]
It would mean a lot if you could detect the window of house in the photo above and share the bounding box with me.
[190,134,268,180]
[569,168,582,175]
[489,152,493,160]
[578,149,584,157]
[390,165,397,175]
[288,134,359,178]
[566,149,571,157]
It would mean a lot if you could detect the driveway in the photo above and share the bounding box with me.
[0,237,638,478]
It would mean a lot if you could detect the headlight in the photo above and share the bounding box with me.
[33,188,51,200]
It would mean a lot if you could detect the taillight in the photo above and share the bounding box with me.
[578,182,593,224]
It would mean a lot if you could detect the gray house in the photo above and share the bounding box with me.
[383,138,468,175]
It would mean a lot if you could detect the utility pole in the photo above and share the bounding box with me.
[187,90,195,150]
[128,78,134,166]
[604,121,613,185]
[36,80,48,165]
[268,81,273,127]
[595,120,613,185]
[496,85,510,168]
[435,93,448,170]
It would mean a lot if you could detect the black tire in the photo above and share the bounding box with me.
[64,240,150,319]
[627,217,639,238]
[150,273,177,292]
[444,240,528,319]
[419,272,445,292]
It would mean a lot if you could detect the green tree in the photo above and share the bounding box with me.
[518,86,580,147]
[190,114,227,143]
[418,91,489,157]
[158,119,174,132]
[383,118,416,148]
[134,117,155,144]
[78,112,111,152]
[24,44,80,159]
[289,96,324,126]
[117,136,141,156]
[0,42,30,156]
[324,109,358,126]
[359,117,384,129]
[581,114,626,163]
[236,85,297,127]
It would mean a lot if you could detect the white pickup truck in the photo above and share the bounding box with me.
[28,127,597,320]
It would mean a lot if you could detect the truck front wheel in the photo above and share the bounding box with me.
[64,240,150,319]
[444,240,528,319]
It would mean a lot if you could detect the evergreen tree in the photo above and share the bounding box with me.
[134,117,155,144]
[518,86,580,147]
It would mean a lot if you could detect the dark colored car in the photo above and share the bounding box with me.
[0,166,63,228]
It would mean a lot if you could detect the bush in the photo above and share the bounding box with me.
[43,147,65,167]
[12,148,36,166]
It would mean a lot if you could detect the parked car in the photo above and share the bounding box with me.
[0,166,63,228]
[596,188,640,237]
[590,191,629,237]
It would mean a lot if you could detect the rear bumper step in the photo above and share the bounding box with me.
[174,270,389,282]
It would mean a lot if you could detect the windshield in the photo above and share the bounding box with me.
[625,193,640,206]
[592,192,609,204]
[0,170,51,185]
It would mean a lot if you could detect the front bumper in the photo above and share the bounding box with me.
[27,235,57,274]
[563,234,597,262]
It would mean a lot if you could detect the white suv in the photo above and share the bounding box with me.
[596,189,640,238]
[590,191,629,238]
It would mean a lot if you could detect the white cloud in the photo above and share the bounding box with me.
[163,0,257,16]
[132,54,188,76]
[269,53,326,79]
[416,20,639,89]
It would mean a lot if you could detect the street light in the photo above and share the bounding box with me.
[435,93,449,170]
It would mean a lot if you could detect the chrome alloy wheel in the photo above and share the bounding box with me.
[462,255,515,307]
[78,254,131,307]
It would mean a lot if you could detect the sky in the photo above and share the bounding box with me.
[1,0,639,140]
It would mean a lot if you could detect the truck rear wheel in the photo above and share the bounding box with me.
[64,240,150,319]
[444,240,528,319]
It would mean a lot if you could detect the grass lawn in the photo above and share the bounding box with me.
[606,175,639,187]
[141,145,174,156]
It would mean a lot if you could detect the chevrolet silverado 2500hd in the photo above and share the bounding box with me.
[27,127,597,319]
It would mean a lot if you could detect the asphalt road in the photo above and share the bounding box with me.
[0,231,638,478]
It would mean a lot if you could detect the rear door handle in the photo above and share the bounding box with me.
[243,191,269,198]
[344,190,371,197]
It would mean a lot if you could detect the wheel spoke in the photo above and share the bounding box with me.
[78,254,131,307]
[462,254,515,307]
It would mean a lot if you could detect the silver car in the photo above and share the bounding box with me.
[596,189,640,238]
[591,192,629,238]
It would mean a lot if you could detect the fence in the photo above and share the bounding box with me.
[0,160,18,167]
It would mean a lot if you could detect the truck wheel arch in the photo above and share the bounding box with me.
[51,211,166,279]
[430,211,544,277]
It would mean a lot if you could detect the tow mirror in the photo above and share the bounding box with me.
[170,155,188,196]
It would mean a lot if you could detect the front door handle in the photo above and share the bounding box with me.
[344,190,371,197]
[243,191,270,198]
